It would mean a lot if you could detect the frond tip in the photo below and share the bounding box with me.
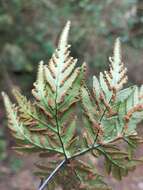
[37,60,44,88]
[58,20,71,49]
[1,91,24,137]
[1,92,17,127]
[112,38,128,89]
[1,91,12,115]
[35,60,45,93]
[104,38,128,91]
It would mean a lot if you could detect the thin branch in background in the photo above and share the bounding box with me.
[39,178,44,188]
[38,159,66,190]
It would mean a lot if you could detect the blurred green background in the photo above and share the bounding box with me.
[0,0,143,189]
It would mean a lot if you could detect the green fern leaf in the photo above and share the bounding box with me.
[2,22,143,190]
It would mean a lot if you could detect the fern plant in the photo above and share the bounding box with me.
[2,21,143,190]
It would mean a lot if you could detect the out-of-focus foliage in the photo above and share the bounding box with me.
[1,44,32,72]
[0,130,7,161]
[9,157,23,172]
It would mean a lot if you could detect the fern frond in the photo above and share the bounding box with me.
[2,92,64,154]
[44,21,84,106]
[32,61,45,100]
[104,38,128,91]
[95,38,128,104]
[73,159,111,190]
[32,61,54,117]
[80,38,143,183]
[2,22,85,160]
[2,22,143,190]
[2,92,24,139]
[13,89,57,133]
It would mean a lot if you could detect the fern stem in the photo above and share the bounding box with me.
[123,137,136,148]
[96,147,125,169]
[93,97,112,145]
[30,114,58,133]
[55,87,68,160]
[70,136,122,160]
[69,144,101,160]
[38,159,66,190]
[73,169,82,185]
[55,106,68,159]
